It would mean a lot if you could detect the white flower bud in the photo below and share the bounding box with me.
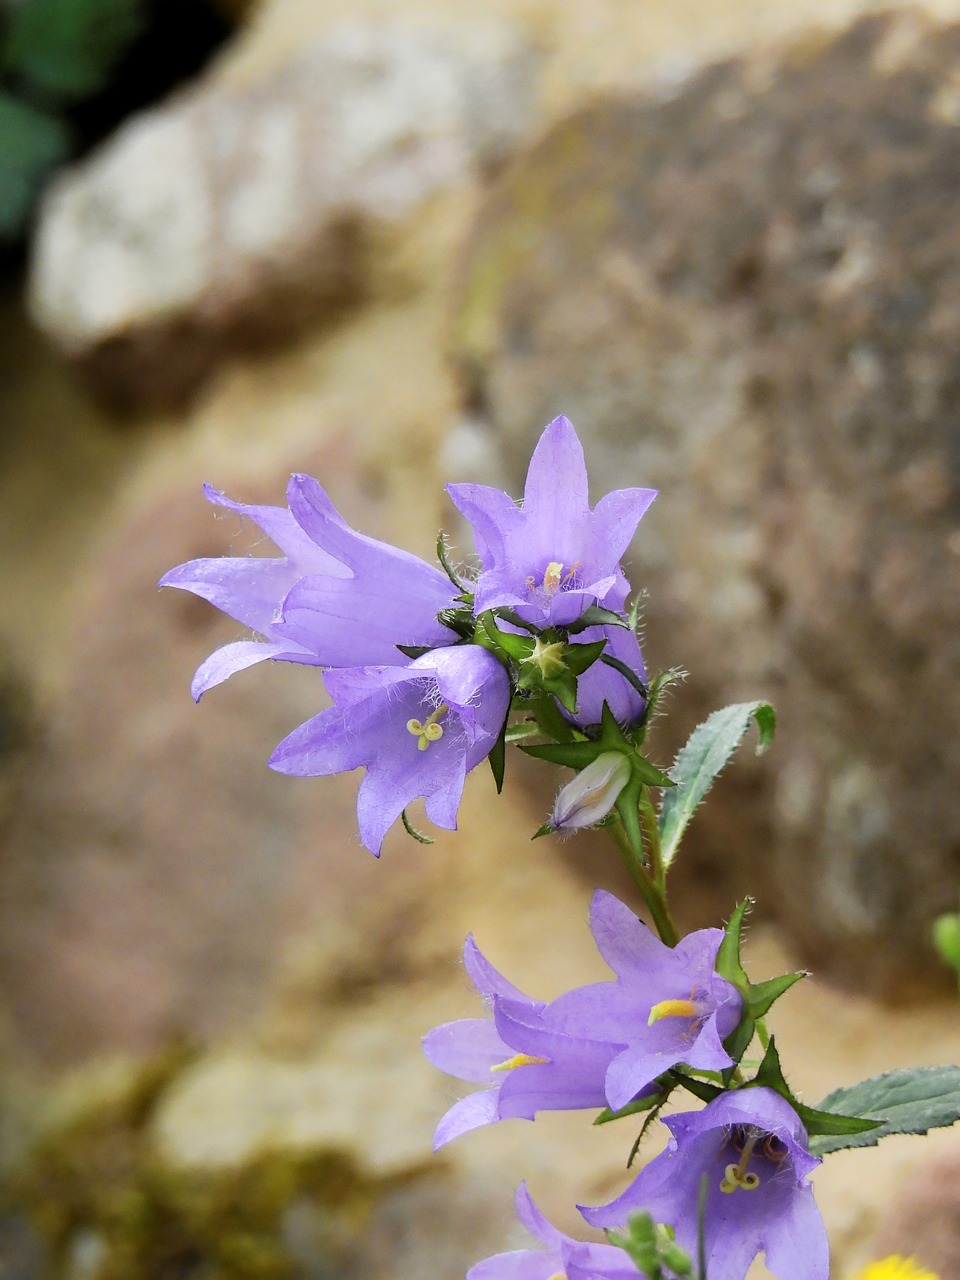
[550,752,631,833]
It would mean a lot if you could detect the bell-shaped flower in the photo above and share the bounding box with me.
[563,623,647,728]
[547,891,742,1110]
[468,1184,638,1280]
[423,933,637,1149]
[580,1088,828,1280]
[447,415,656,629]
[268,644,509,855]
[160,475,459,699]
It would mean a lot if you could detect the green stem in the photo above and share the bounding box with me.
[638,793,666,891]
[608,818,679,946]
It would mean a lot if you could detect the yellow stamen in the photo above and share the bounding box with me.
[543,561,564,595]
[406,703,448,751]
[647,998,697,1026]
[490,1052,550,1073]
[719,1133,761,1193]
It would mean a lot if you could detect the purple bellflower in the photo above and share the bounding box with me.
[580,1088,828,1280]
[160,474,459,699]
[268,644,509,856]
[447,416,656,629]
[547,891,742,1110]
[564,623,647,728]
[468,1184,638,1280]
[423,933,635,1149]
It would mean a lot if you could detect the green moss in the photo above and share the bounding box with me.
[11,1049,422,1279]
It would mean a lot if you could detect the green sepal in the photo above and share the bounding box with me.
[594,1087,668,1126]
[747,970,808,1020]
[436,531,464,587]
[504,721,539,743]
[488,712,507,794]
[522,740,603,769]
[395,643,433,659]
[600,652,649,701]
[669,1070,723,1105]
[565,605,630,633]
[717,901,807,1070]
[715,898,751,994]
[488,606,538,634]
[401,809,434,844]
[747,1038,881,1139]
[531,823,552,840]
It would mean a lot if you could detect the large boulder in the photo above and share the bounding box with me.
[27,19,537,410]
[452,8,960,996]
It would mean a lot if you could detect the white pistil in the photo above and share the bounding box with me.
[406,703,449,751]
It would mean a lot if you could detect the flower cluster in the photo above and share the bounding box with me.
[164,412,930,1280]
[161,416,656,854]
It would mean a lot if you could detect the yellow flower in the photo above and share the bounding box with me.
[850,1257,939,1280]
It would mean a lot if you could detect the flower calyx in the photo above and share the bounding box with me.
[474,611,606,713]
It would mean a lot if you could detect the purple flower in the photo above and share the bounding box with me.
[447,416,656,629]
[580,1088,828,1280]
[548,891,742,1110]
[423,933,631,1148]
[160,475,458,699]
[564,623,647,728]
[268,644,509,855]
[468,1184,637,1280]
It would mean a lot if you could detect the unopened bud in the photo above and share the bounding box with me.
[550,752,631,834]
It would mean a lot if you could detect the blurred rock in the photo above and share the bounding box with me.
[868,1142,960,1276]
[28,19,538,410]
[453,8,960,996]
[0,434,460,1067]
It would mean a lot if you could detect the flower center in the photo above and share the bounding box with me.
[720,1132,761,1194]
[406,703,449,751]
[490,1052,550,1073]
[526,561,582,599]
[717,1126,787,1194]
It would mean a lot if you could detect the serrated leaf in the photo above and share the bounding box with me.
[0,92,70,238]
[5,0,145,104]
[658,701,776,870]
[809,1065,960,1156]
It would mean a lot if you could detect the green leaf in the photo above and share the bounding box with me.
[0,91,70,238]
[4,0,146,105]
[809,1065,960,1156]
[747,970,807,1020]
[658,701,776,870]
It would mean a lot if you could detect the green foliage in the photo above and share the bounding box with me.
[809,1065,960,1156]
[932,909,960,984]
[4,0,144,103]
[0,89,68,235]
[0,0,145,239]
[658,701,775,870]
[607,1211,692,1280]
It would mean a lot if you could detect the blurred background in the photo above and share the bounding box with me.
[4,0,960,1275]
